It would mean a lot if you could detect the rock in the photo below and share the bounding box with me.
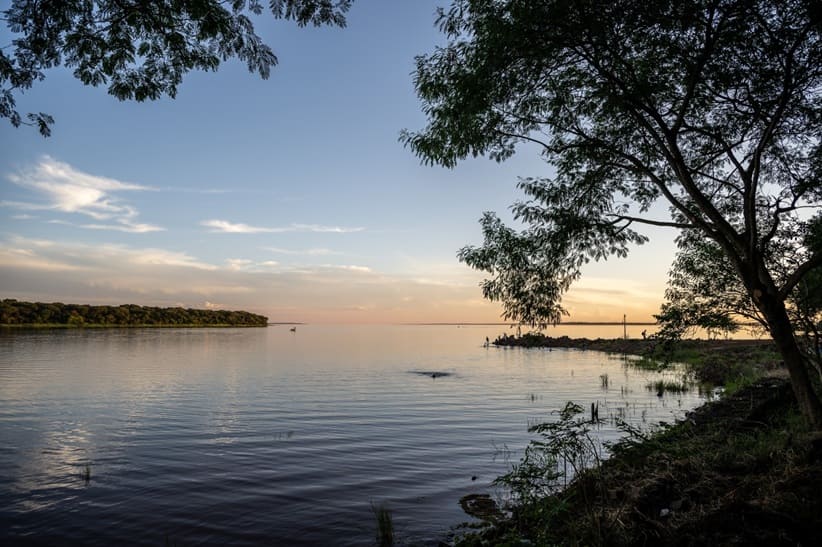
[459,493,503,521]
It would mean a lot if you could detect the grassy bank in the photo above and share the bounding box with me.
[494,334,781,391]
[455,337,821,546]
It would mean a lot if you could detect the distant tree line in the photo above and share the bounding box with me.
[0,299,268,327]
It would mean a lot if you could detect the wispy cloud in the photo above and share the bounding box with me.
[162,187,231,194]
[201,220,273,234]
[202,219,364,234]
[224,258,282,272]
[328,264,372,273]
[0,235,509,323]
[3,156,163,233]
[264,247,340,256]
[46,218,163,234]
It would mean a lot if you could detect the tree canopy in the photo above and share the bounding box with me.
[0,299,268,327]
[657,215,822,373]
[404,0,822,424]
[1,0,351,135]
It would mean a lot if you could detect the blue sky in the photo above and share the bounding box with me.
[0,1,676,323]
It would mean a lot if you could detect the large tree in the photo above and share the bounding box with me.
[658,215,822,376]
[1,0,351,136]
[402,0,822,425]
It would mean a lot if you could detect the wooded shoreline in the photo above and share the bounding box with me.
[0,299,268,328]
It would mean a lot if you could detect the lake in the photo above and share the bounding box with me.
[0,325,706,545]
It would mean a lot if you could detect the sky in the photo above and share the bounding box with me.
[0,0,679,324]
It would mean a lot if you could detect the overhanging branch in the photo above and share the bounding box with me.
[780,253,822,300]
[606,214,695,229]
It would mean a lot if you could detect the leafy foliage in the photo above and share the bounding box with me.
[404,0,822,422]
[496,402,604,505]
[1,0,352,135]
[657,216,822,377]
[655,235,749,341]
[0,299,268,326]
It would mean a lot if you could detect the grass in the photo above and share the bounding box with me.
[456,376,821,547]
[371,501,394,547]
[646,379,692,395]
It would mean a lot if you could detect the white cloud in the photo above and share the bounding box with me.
[3,156,163,232]
[264,247,340,256]
[123,247,217,270]
[202,219,364,234]
[0,236,512,323]
[46,218,163,234]
[329,265,372,273]
[225,258,254,271]
[0,246,86,272]
[0,237,216,273]
[225,258,282,272]
[201,220,272,234]
[291,224,364,233]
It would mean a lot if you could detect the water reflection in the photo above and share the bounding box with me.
[0,325,706,545]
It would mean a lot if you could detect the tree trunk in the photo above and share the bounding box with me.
[759,295,822,429]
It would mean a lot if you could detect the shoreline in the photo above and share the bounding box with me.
[492,332,773,354]
[0,323,268,329]
[455,336,819,546]
[456,375,821,546]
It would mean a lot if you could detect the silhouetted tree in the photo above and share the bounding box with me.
[657,215,822,375]
[0,299,268,326]
[1,0,352,135]
[403,0,822,425]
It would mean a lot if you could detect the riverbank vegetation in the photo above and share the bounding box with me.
[494,335,782,389]
[456,337,822,546]
[458,377,821,546]
[405,0,822,427]
[0,299,268,327]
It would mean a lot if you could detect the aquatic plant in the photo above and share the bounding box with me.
[646,379,691,395]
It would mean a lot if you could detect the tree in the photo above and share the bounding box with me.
[1,0,351,136]
[402,0,822,425]
[655,232,755,341]
[658,215,822,377]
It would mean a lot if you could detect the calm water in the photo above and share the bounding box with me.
[0,325,705,545]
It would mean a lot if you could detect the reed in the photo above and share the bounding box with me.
[646,379,691,395]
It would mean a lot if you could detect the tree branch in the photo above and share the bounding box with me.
[606,214,694,229]
[780,253,822,300]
